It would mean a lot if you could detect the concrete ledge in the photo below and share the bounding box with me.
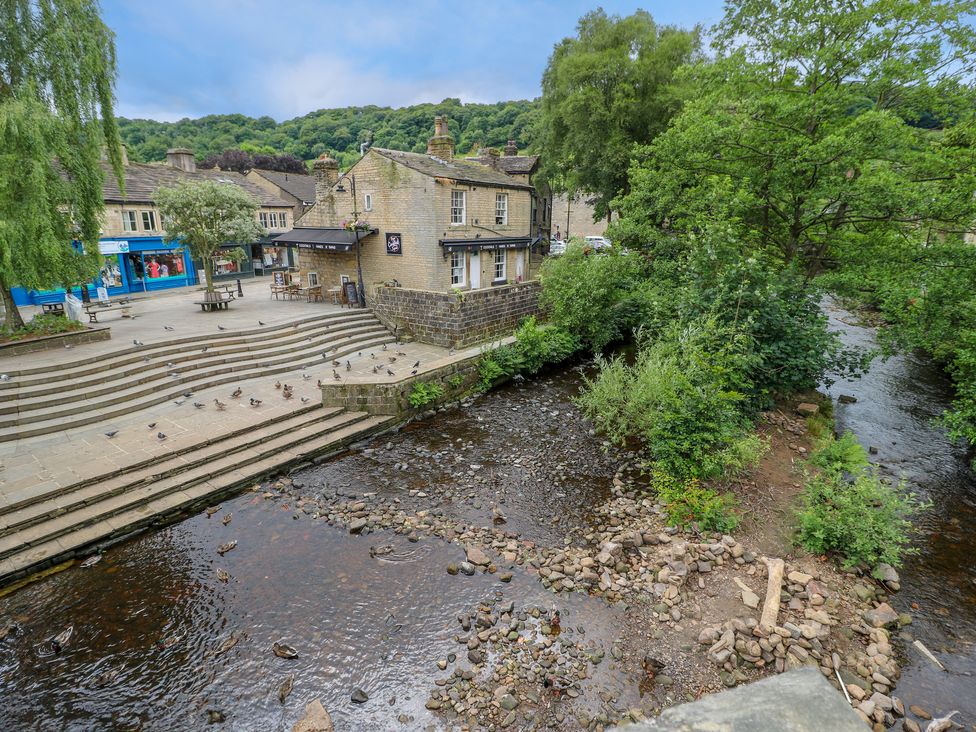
[0,325,110,357]
[623,668,865,731]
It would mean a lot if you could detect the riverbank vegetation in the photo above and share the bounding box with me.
[537,0,976,545]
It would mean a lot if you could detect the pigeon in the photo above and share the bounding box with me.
[372,365,381,374]
[316,379,323,388]
[275,381,281,390]
[345,360,351,371]
[926,712,959,732]
[64,344,72,349]
[170,373,181,378]
[301,397,310,404]
[157,432,167,440]
[250,398,262,407]
[412,360,420,369]
[387,369,395,377]
[449,347,456,356]
[163,325,174,331]
[396,351,407,357]
[283,390,293,399]
[217,325,226,331]
[148,422,157,429]
[370,353,376,360]
[183,392,193,398]
[214,399,226,411]
[230,387,242,398]
[411,369,418,376]
[193,402,205,409]
[166,362,176,368]
[173,399,184,406]
[332,370,341,381]
[302,373,311,380]
[357,352,362,357]
[258,320,266,326]
[133,339,145,346]
[202,346,208,353]
[104,430,118,438]
[0,374,9,381]
[381,344,388,351]
[332,360,341,367]
[388,356,397,363]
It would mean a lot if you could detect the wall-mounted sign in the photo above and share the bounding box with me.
[385,232,402,255]
[99,240,130,255]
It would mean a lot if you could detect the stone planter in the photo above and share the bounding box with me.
[0,326,110,357]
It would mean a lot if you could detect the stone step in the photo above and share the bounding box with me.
[0,408,344,536]
[0,310,377,380]
[0,409,383,562]
[0,310,380,391]
[0,413,394,583]
[4,322,389,411]
[0,331,394,438]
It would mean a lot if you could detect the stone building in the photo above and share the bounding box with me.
[550,193,614,240]
[12,148,294,305]
[244,168,317,223]
[278,116,542,294]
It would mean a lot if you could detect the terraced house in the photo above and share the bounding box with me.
[11,148,295,306]
[273,116,549,345]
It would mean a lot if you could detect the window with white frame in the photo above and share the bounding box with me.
[363,193,373,212]
[122,210,137,232]
[493,248,506,281]
[450,190,466,225]
[450,250,465,286]
[495,193,508,225]
[279,211,287,228]
[259,212,270,228]
[141,210,156,231]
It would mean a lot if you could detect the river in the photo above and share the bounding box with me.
[824,300,976,723]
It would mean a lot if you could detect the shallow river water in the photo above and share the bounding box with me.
[824,301,976,724]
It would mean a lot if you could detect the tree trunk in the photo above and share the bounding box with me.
[203,254,215,295]
[0,280,25,331]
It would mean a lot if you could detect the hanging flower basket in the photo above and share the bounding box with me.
[341,218,371,232]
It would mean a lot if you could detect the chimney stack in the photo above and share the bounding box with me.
[427,115,455,160]
[483,147,501,170]
[166,148,196,172]
[313,154,340,202]
[504,139,518,157]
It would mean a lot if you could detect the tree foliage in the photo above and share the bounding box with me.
[198,149,306,174]
[155,181,264,294]
[0,0,123,327]
[539,9,700,220]
[117,98,541,171]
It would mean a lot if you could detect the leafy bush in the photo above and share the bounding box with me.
[540,245,650,352]
[477,319,580,388]
[652,473,741,533]
[478,356,506,389]
[408,382,445,408]
[577,319,755,480]
[1,313,84,341]
[796,432,925,568]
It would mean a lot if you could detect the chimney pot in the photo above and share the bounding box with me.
[166,147,196,172]
[427,115,455,160]
[504,139,518,157]
[484,147,501,170]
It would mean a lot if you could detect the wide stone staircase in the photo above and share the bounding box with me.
[0,309,395,441]
[0,310,401,584]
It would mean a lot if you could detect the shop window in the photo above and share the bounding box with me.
[122,210,138,232]
[262,246,287,268]
[100,262,122,287]
[141,250,185,280]
[450,250,465,286]
[141,210,157,231]
[451,190,465,225]
[213,247,247,277]
[495,193,508,225]
[493,248,506,282]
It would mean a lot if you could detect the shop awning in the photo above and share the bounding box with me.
[271,227,376,252]
[438,236,537,257]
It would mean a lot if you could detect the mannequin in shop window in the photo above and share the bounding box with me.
[147,258,160,279]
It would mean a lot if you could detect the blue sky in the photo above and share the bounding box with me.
[102,1,725,122]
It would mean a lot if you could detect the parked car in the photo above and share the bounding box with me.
[584,235,612,250]
[548,239,568,256]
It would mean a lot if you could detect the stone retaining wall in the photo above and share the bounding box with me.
[369,280,542,348]
[0,325,110,357]
[321,352,487,417]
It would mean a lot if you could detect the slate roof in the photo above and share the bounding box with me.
[100,162,292,208]
[250,169,317,203]
[466,154,540,176]
[369,148,534,190]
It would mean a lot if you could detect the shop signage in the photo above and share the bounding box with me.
[99,240,130,255]
[385,232,402,255]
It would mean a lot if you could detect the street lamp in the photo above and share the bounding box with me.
[334,174,366,308]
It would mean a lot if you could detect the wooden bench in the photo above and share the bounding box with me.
[194,292,235,312]
[42,303,65,317]
[84,303,132,322]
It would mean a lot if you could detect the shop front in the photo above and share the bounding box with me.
[10,237,197,306]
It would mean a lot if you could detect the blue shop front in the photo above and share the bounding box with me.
[12,237,197,306]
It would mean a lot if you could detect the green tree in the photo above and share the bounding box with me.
[539,9,700,221]
[155,181,264,295]
[0,0,124,328]
[614,0,976,277]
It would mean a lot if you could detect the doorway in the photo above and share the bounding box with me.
[469,251,481,289]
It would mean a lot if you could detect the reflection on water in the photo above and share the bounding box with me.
[824,301,976,722]
[0,372,628,731]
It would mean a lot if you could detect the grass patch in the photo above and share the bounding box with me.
[651,472,741,533]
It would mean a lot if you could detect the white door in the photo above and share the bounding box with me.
[469,251,481,289]
[516,250,525,281]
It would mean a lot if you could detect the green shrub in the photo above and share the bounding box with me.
[408,381,445,408]
[510,317,579,374]
[448,373,464,389]
[1,313,84,341]
[796,432,925,568]
[478,356,506,389]
[652,473,740,532]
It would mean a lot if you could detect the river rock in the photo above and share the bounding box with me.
[466,546,490,566]
[795,403,819,417]
[863,603,899,628]
[874,563,901,591]
[838,394,858,404]
[350,688,368,704]
[292,700,334,732]
[499,694,519,711]
[348,518,367,534]
[908,705,930,720]
[458,561,475,576]
[902,721,920,732]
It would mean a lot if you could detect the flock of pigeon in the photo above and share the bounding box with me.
[104,321,424,440]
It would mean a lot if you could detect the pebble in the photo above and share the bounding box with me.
[350,688,368,704]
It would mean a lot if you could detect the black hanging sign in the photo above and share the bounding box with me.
[386,232,402,255]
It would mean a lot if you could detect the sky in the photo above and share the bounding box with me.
[102,0,725,122]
